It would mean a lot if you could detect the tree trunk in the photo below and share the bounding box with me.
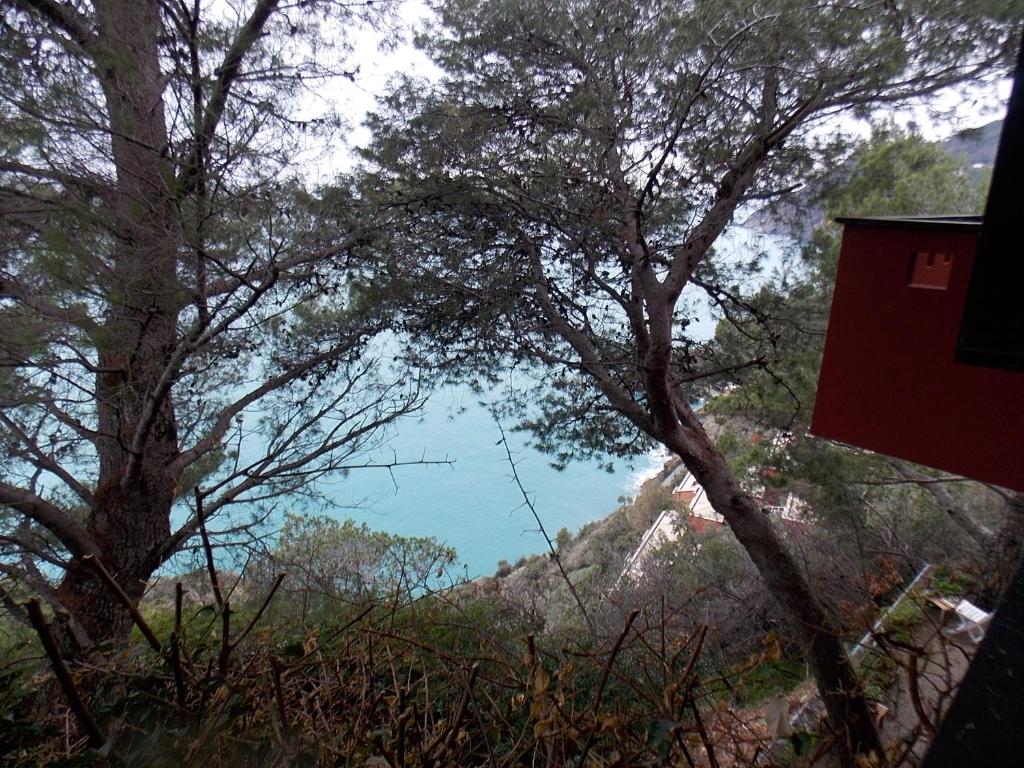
[980,492,1024,604]
[890,460,995,550]
[661,410,883,764]
[52,0,182,645]
[558,282,883,761]
[623,293,882,761]
[55,486,173,643]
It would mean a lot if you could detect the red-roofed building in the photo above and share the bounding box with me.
[621,469,807,582]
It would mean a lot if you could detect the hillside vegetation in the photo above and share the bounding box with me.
[2,0,1020,765]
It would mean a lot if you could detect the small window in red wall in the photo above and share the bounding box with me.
[909,251,953,289]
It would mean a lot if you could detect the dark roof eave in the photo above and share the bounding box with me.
[834,215,983,231]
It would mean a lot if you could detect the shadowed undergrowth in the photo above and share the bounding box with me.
[2,579,794,768]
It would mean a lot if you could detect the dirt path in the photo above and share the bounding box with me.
[874,613,976,765]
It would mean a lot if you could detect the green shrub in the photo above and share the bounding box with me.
[729,658,806,707]
[929,566,972,597]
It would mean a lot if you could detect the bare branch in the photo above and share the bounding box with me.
[122,267,281,487]
[81,555,164,654]
[495,418,594,635]
[177,0,281,197]
[0,483,98,560]
[169,342,364,477]
[230,572,286,650]
[25,599,106,747]
[0,411,96,509]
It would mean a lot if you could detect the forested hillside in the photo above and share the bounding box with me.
[741,119,1002,237]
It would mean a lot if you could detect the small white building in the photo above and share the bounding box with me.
[620,469,806,583]
[621,506,682,580]
[670,471,724,525]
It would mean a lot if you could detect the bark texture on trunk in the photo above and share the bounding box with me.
[660,407,883,764]
[622,288,883,762]
[55,483,173,643]
[53,0,181,645]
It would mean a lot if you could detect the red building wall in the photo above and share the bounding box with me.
[686,516,723,535]
[811,218,1024,492]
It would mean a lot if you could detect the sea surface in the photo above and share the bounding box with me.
[307,384,666,579]
[293,227,794,578]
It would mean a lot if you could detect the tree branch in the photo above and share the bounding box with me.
[662,91,823,302]
[0,274,101,337]
[168,341,360,478]
[122,267,281,487]
[0,411,96,509]
[495,419,594,635]
[24,599,106,748]
[528,245,654,432]
[11,0,96,52]
[177,0,281,197]
[0,483,98,560]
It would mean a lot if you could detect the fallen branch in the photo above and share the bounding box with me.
[81,555,163,654]
[576,609,641,765]
[24,599,106,749]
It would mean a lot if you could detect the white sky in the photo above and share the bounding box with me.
[300,3,1012,182]
[295,2,438,180]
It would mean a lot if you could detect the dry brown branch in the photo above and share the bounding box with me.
[231,572,286,650]
[576,608,641,764]
[195,489,225,610]
[81,555,163,654]
[23,599,105,749]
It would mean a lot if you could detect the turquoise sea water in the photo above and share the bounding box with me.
[306,385,656,579]
[297,228,795,577]
[265,227,792,578]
